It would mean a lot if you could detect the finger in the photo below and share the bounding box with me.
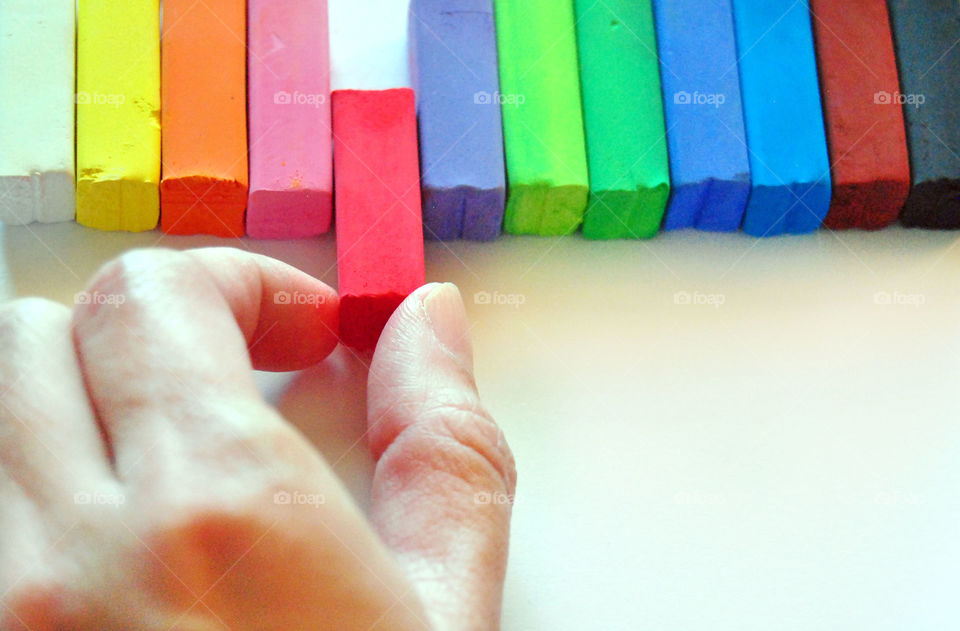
[0,299,115,600]
[0,298,113,502]
[185,247,340,371]
[69,248,338,479]
[367,283,517,630]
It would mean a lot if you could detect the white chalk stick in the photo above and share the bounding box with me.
[0,0,76,225]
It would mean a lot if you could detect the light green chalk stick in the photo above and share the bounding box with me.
[494,0,589,236]
[575,0,670,239]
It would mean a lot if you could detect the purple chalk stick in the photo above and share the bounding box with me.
[409,0,506,241]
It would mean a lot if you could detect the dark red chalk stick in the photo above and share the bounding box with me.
[810,0,910,230]
[333,89,425,351]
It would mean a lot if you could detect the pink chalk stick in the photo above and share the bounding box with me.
[246,0,333,239]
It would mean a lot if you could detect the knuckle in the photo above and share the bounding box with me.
[134,488,297,601]
[386,401,517,496]
[82,248,192,303]
[434,403,517,494]
[150,505,274,563]
[2,578,75,631]
[0,298,69,340]
[0,298,70,390]
[72,248,218,332]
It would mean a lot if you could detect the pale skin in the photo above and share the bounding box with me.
[0,248,516,631]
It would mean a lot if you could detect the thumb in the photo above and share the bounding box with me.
[367,283,516,631]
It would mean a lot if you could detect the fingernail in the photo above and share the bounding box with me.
[423,283,474,374]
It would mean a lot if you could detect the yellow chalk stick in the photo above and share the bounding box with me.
[76,0,161,232]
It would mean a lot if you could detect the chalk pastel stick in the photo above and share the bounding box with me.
[333,89,426,351]
[161,0,248,237]
[247,0,332,239]
[576,0,669,240]
[409,0,506,241]
[810,0,910,231]
[494,0,589,236]
[886,1,960,229]
[0,0,75,225]
[732,0,832,236]
[653,0,751,232]
[76,0,161,232]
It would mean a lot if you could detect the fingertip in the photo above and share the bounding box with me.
[367,282,472,455]
[251,271,341,372]
[377,283,443,344]
[185,248,342,371]
[421,282,474,371]
[374,282,471,366]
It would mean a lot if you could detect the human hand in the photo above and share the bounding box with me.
[0,248,515,631]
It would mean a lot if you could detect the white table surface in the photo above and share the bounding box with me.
[2,1,960,628]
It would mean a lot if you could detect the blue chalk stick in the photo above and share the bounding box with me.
[653,0,751,232]
[409,0,506,241]
[730,0,831,236]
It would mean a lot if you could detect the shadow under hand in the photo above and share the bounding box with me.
[273,345,376,513]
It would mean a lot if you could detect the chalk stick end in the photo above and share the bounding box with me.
[77,179,160,233]
[423,185,505,242]
[247,189,333,239]
[743,182,831,237]
[0,172,76,226]
[504,184,586,237]
[582,187,668,240]
[665,179,750,233]
[462,187,506,242]
[897,180,960,230]
[823,180,909,231]
[339,292,410,352]
[160,177,247,237]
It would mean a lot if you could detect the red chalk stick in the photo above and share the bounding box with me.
[333,89,425,351]
[811,0,910,230]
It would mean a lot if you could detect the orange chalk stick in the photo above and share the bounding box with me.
[160,0,248,237]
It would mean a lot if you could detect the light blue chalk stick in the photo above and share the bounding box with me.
[730,0,831,236]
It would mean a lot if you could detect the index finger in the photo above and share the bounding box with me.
[69,247,339,476]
